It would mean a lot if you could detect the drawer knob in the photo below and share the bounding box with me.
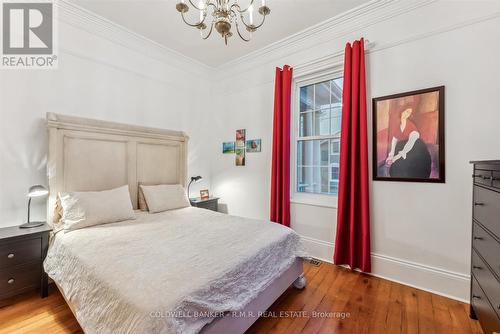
[473,236,484,241]
[7,253,14,259]
[474,202,485,206]
[473,265,482,270]
[7,278,15,284]
[472,295,481,299]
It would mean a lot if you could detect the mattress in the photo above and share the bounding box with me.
[44,207,306,334]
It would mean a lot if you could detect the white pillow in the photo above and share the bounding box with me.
[140,184,190,213]
[59,185,136,231]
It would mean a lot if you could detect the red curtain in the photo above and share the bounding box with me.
[333,39,371,272]
[270,65,293,227]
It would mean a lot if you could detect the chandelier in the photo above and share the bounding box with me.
[175,0,271,45]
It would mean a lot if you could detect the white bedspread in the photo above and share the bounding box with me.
[44,207,306,334]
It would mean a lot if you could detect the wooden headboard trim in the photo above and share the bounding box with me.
[46,112,189,224]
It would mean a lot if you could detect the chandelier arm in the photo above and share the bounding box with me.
[232,0,255,13]
[235,22,251,42]
[188,0,209,11]
[239,10,266,30]
[201,23,214,40]
[180,10,207,27]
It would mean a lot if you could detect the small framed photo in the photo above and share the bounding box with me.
[246,139,261,153]
[373,86,445,183]
[200,189,209,200]
[222,142,235,154]
[236,129,246,148]
[235,148,245,166]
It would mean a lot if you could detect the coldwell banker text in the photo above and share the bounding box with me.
[1,1,58,69]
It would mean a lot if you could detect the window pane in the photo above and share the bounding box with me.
[314,109,331,136]
[300,85,314,112]
[314,81,330,110]
[297,140,318,166]
[299,112,313,137]
[331,78,343,104]
[331,106,342,135]
[297,166,318,193]
[320,140,329,166]
[297,139,340,195]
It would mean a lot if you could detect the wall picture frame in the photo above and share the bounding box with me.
[200,189,209,200]
[246,139,261,153]
[373,86,445,183]
[222,142,235,154]
[235,148,245,166]
[236,129,246,148]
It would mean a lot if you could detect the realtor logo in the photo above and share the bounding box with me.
[2,1,58,69]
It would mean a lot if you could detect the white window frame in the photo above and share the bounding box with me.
[290,65,343,209]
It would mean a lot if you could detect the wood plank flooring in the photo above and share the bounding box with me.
[0,261,482,334]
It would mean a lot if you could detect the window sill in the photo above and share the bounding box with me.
[290,194,338,209]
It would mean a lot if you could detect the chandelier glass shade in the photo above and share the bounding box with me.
[175,0,271,45]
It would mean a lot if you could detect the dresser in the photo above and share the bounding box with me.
[470,160,500,334]
[0,224,51,303]
[190,197,220,212]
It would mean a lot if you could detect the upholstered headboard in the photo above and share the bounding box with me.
[46,112,188,223]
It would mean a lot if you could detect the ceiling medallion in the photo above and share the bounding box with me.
[176,0,271,45]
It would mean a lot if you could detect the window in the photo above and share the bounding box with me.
[296,77,343,196]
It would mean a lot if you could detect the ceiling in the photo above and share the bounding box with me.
[71,0,370,67]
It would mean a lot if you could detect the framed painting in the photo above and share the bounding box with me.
[373,86,445,183]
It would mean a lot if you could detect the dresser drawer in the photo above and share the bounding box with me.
[471,275,500,334]
[474,169,493,187]
[473,186,500,238]
[472,250,500,320]
[0,262,41,299]
[473,222,500,280]
[493,170,500,190]
[0,238,41,269]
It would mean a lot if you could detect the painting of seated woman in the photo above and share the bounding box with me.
[373,86,445,182]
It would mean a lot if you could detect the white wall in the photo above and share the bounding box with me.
[210,0,500,301]
[2,0,499,303]
[0,3,213,227]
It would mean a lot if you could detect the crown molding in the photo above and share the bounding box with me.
[56,0,215,78]
[216,0,436,76]
[55,0,436,76]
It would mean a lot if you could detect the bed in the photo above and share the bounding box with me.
[44,113,307,334]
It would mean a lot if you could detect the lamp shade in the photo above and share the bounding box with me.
[27,185,48,198]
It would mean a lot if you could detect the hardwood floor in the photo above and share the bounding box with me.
[0,261,482,334]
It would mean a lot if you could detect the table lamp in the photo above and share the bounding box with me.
[187,176,202,200]
[20,185,48,229]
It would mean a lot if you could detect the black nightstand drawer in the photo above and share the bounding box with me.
[0,262,41,299]
[197,201,218,211]
[191,197,219,212]
[0,238,41,269]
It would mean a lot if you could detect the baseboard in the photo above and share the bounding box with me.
[300,235,470,303]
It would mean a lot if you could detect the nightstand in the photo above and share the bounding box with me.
[190,197,220,212]
[0,224,51,302]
